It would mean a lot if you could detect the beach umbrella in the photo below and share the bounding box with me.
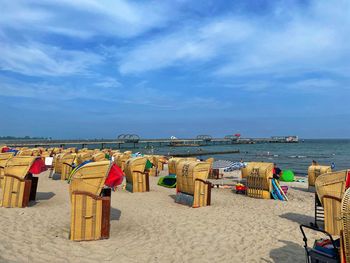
[212,160,234,169]
[212,160,246,171]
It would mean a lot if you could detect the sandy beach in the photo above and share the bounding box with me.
[0,167,319,263]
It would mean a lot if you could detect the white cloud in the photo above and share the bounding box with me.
[0,41,103,76]
[118,0,350,80]
[119,18,254,74]
[0,0,176,39]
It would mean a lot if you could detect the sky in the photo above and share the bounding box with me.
[0,0,350,139]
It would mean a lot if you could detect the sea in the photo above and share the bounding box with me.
[3,139,349,176]
[145,139,350,176]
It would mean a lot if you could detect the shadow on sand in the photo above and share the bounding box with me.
[260,240,306,263]
[36,191,56,201]
[51,173,61,180]
[292,186,312,193]
[110,207,122,221]
[279,212,314,225]
[168,194,177,201]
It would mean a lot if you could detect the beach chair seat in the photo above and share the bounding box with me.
[124,157,149,192]
[1,156,42,208]
[244,162,273,199]
[69,161,122,241]
[175,160,211,208]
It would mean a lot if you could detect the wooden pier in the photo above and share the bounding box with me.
[3,136,298,149]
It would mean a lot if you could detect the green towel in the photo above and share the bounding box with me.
[145,159,153,169]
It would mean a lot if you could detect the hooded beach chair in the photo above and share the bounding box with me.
[69,161,123,241]
[75,151,93,166]
[117,152,132,171]
[1,156,44,208]
[315,170,349,235]
[309,164,332,191]
[53,153,65,176]
[0,152,15,189]
[17,149,34,156]
[61,153,77,180]
[91,152,107,162]
[167,157,197,175]
[242,162,273,199]
[124,157,149,193]
[175,160,211,208]
[300,177,350,263]
[151,155,168,176]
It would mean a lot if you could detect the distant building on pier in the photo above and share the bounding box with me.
[271,136,299,143]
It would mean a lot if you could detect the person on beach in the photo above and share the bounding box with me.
[312,160,318,166]
[273,163,282,180]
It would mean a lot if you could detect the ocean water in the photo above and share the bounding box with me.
[4,139,349,176]
[145,139,350,175]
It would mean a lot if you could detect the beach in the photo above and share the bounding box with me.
[0,168,317,263]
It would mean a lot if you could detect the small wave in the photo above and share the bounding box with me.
[289,155,307,159]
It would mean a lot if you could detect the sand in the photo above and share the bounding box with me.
[0,169,317,263]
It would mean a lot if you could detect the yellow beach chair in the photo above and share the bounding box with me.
[124,157,149,192]
[308,164,332,191]
[0,152,15,189]
[1,156,39,208]
[69,161,112,241]
[61,153,77,180]
[175,160,211,208]
[315,170,349,235]
[242,162,273,199]
[117,152,131,171]
[167,157,196,175]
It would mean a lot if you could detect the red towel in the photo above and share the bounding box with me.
[104,164,124,188]
[346,170,350,190]
[29,159,47,174]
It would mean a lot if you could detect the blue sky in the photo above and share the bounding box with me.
[0,0,350,139]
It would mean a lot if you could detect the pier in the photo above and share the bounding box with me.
[172,149,240,157]
[3,135,299,149]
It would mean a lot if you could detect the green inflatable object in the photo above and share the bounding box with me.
[281,170,295,182]
[158,175,177,188]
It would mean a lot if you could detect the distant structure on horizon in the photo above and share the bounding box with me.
[271,136,299,143]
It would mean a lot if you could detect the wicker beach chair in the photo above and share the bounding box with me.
[53,153,65,175]
[168,157,197,175]
[124,157,149,193]
[69,161,113,241]
[144,155,166,177]
[0,152,15,189]
[1,156,41,208]
[61,153,77,180]
[91,152,107,162]
[175,160,211,208]
[243,162,273,199]
[117,152,131,171]
[75,151,93,166]
[17,149,34,156]
[315,170,349,236]
[309,165,332,191]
